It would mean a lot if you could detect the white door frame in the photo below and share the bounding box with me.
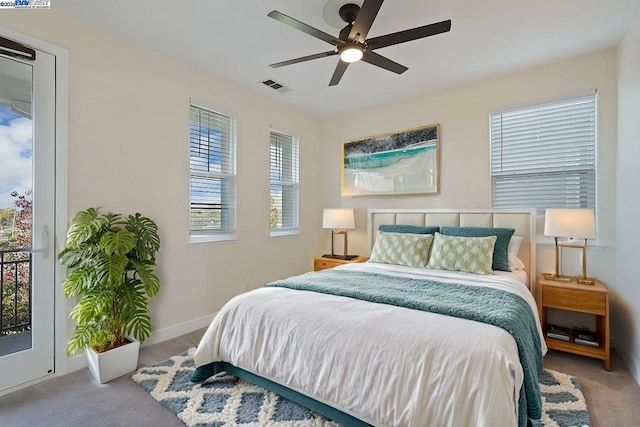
[0,25,68,396]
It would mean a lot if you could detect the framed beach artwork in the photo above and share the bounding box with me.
[341,124,439,196]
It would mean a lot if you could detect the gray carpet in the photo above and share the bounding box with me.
[132,348,590,427]
[543,349,640,427]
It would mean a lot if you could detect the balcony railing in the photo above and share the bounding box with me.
[0,248,32,336]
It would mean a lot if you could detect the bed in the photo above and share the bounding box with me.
[192,209,546,426]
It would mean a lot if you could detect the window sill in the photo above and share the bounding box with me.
[190,233,238,245]
[270,229,299,238]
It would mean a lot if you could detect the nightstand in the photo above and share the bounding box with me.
[313,256,367,272]
[538,277,610,370]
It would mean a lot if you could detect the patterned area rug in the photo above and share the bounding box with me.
[132,348,591,427]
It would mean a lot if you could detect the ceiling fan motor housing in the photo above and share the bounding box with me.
[338,3,361,40]
[339,3,360,24]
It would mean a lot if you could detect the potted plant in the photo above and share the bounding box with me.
[59,207,160,383]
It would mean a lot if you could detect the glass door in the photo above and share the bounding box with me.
[0,43,55,391]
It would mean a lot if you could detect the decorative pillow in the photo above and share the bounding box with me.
[369,231,434,268]
[440,226,515,272]
[378,224,440,235]
[426,233,497,275]
[508,236,526,271]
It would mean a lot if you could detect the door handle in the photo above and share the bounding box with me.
[14,225,50,259]
[41,224,49,259]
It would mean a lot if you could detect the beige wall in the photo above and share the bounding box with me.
[320,49,618,290]
[0,11,324,347]
[616,12,640,383]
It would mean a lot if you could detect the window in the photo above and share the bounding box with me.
[490,94,596,212]
[189,101,236,243]
[270,130,299,235]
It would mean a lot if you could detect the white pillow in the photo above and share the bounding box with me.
[508,236,526,271]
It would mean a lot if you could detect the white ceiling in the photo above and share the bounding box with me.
[53,0,639,119]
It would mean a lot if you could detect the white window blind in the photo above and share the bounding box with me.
[270,130,299,234]
[189,103,236,239]
[490,95,596,211]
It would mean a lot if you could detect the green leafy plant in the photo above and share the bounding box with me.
[59,208,160,355]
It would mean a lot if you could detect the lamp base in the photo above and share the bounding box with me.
[543,273,572,282]
[322,254,359,261]
[543,273,596,286]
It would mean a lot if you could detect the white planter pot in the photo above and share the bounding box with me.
[85,340,140,384]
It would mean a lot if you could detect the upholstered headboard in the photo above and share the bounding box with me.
[367,208,537,291]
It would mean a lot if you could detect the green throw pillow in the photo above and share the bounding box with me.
[426,232,497,275]
[370,231,434,268]
[440,226,515,272]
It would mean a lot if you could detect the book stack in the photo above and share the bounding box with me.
[574,328,600,347]
[546,324,570,341]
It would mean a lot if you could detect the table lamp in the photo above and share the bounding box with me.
[543,208,596,285]
[322,208,357,260]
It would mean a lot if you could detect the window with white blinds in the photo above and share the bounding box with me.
[270,130,299,235]
[189,102,236,242]
[490,94,596,212]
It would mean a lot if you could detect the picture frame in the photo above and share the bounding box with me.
[341,124,439,196]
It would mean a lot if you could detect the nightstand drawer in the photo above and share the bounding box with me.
[313,256,367,271]
[314,259,339,271]
[543,287,606,315]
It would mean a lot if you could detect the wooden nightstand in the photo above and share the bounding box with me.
[313,256,367,272]
[538,277,610,370]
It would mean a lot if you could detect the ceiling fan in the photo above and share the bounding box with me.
[267,0,451,86]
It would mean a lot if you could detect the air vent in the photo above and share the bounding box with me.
[261,78,292,93]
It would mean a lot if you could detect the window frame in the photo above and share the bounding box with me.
[188,99,237,244]
[489,93,597,213]
[269,128,299,237]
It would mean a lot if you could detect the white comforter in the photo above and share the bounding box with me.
[194,263,546,427]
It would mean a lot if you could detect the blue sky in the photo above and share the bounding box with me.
[0,104,33,209]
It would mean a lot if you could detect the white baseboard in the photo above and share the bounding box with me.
[142,313,215,347]
[62,313,216,374]
[66,353,87,374]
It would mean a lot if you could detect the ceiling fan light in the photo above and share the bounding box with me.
[340,45,364,63]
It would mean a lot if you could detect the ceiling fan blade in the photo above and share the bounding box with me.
[362,51,408,74]
[329,60,349,86]
[348,0,384,43]
[268,11,343,46]
[270,51,338,68]
[366,19,451,50]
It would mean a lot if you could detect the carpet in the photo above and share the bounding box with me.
[132,348,591,427]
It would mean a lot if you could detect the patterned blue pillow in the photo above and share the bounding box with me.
[378,224,440,234]
[440,226,515,272]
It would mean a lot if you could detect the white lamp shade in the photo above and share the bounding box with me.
[322,208,355,229]
[544,208,596,238]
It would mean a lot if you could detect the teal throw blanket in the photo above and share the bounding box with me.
[265,269,543,427]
